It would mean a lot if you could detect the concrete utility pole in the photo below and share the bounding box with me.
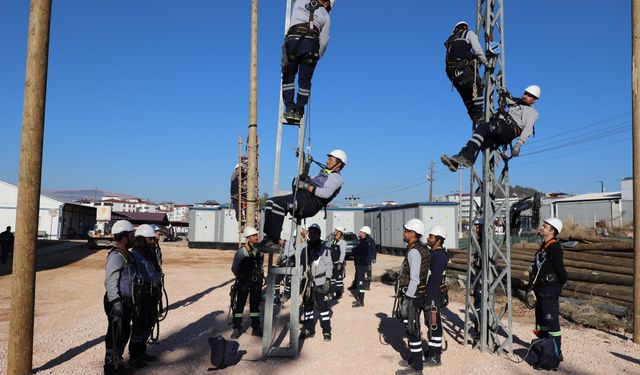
[246,0,259,229]
[632,0,640,344]
[428,161,435,202]
[7,1,52,374]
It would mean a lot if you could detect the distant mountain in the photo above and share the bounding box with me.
[42,189,129,203]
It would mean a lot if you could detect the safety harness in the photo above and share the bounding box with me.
[525,238,558,309]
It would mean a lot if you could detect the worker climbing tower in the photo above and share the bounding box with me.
[463,0,513,354]
[262,0,310,358]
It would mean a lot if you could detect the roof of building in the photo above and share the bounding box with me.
[111,211,169,224]
[549,191,621,203]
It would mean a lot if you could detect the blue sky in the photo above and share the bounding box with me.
[0,1,632,206]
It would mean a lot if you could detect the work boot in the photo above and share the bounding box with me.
[334,291,343,300]
[395,367,423,375]
[451,154,473,168]
[128,358,148,369]
[323,332,332,342]
[440,154,459,172]
[398,359,413,367]
[103,364,133,375]
[142,353,157,362]
[257,238,282,253]
[252,326,263,337]
[231,328,243,339]
[302,328,315,338]
[352,300,364,308]
[283,108,301,125]
[423,353,442,367]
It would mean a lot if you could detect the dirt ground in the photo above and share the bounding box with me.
[0,241,639,374]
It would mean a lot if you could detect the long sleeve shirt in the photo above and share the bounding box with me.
[465,30,488,66]
[426,248,448,302]
[308,169,343,200]
[290,0,331,58]
[405,248,422,298]
[505,96,539,145]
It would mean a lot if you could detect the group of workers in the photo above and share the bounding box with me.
[102,221,165,375]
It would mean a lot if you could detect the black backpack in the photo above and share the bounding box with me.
[208,335,245,369]
[531,337,560,371]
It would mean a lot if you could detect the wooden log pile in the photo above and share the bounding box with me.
[446,240,634,310]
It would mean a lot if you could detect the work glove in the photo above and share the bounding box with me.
[296,179,310,191]
[110,300,124,319]
[511,143,522,157]
[322,280,331,294]
[336,262,343,273]
[400,296,414,320]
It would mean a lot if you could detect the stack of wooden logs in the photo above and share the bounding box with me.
[446,239,633,309]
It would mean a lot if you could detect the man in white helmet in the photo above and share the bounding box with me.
[230,226,264,339]
[261,149,346,252]
[329,226,347,299]
[529,218,567,370]
[423,225,449,367]
[395,219,430,375]
[350,226,375,307]
[281,0,334,124]
[103,220,136,374]
[444,21,489,125]
[441,84,541,172]
[129,224,163,368]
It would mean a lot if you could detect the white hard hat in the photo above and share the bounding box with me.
[309,223,322,232]
[329,0,335,7]
[524,85,541,99]
[150,224,160,232]
[453,21,468,32]
[243,226,259,238]
[334,226,346,234]
[543,217,563,234]
[403,219,425,236]
[429,224,447,239]
[135,224,156,238]
[359,226,372,236]
[327,149,348,165]
[112,220,134,235]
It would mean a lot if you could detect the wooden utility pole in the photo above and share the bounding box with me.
[428,161,435,202]
[632,0,640,344]
[246,0,259,229]
[7,0,52,374]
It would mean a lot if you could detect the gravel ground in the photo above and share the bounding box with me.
[1,241,639,374]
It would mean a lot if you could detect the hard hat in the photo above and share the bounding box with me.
[309,223,322,232]
[429,224,447,239]
[524,85,541,99]
[359,226,372,235]
[334,226,346,234]
[135,224,156,238]
[150,224,160,232]
[329,0,335,7]
[112,220,134,235]
[543,217,563,234]
[403,219,425,236]
[472,218,484,225]
[453,21,468,32]
[235,163,240,169]
[327,149,348,165]
[243,226,259,238]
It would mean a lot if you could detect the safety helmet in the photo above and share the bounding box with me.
[359,226,372,236]
[112,220,134,235]
[472,218,484,225]
[327,149,348,165]
[453,21,468,32]
[334,226,346,234]
[150,224,160,232]
[524,85,541,99]
[429,224,447,239]
[543,217,563,234]
[329,0,335,7]
[135,224,156,238]
[309,223,322,232]
[243,226,259,238]
[403,219,425,236]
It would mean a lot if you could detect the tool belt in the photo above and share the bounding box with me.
[496,108,522,136]
[287,23,320,38]
[446,59,470,69]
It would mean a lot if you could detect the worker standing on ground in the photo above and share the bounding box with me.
[444,21,489,125]
[351,226,375,308]
[129,224,162,368]
[103,220,137,374]
[260,149,346,252]
[530,218,567,370]
[440,85,540,172]
[300,224,334,341]
[230,226,264,339]
[0,226,14,265]
[395,219,431,375]
[423,225,449,367]
[329,226,347,299]
[281,0,333,124]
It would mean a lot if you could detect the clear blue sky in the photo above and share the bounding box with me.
[0,1,632,206]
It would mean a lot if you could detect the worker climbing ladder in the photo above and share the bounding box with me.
[262,0,311,358]
[463,0,513,354]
